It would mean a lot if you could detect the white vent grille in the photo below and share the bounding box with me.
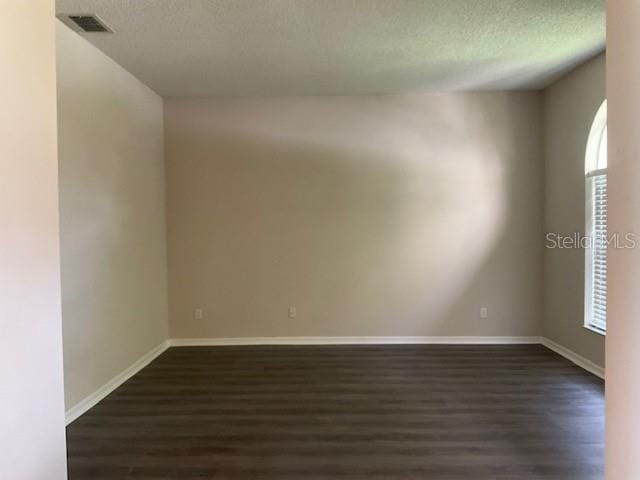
[62,14,113,33]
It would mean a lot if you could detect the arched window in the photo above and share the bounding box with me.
[585,100,607,334]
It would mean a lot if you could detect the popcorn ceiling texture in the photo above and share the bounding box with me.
[56,0,604,96]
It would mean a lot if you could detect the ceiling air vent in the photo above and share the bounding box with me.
[66,14,113,33]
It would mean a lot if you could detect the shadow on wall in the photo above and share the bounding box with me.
[165,92,541,337]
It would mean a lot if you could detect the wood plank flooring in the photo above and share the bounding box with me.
[66,345,604,480]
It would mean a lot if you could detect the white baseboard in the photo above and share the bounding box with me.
[541,337,605,379]
[169,336,542,346]
[65,340,170,425]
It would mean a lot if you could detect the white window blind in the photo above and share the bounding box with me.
[588,173,607,331]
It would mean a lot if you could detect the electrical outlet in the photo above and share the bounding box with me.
[288,306,297,318]
[195,308,203,320]
[480,307,488,319]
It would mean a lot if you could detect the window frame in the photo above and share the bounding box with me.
[584,100,608,336]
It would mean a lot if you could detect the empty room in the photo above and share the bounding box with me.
[3,1,640,479]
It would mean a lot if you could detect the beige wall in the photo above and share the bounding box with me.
[57,22,169,410]
[606,1,640,478]
[0,1,67,479]
[542,53,606,367]
[166,93,542,339]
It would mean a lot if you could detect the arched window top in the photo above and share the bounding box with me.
[585,100,607,175]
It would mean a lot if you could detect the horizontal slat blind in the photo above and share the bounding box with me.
[589,173,607,331]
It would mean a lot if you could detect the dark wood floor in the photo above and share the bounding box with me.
[66,345,604,480]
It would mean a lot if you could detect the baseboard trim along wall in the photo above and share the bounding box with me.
[65,335,603,424]
[65,340,170,425]
[169,336,542,346]
[540,337,605,379]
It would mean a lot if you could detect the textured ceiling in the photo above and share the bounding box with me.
[55,0,605,97]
